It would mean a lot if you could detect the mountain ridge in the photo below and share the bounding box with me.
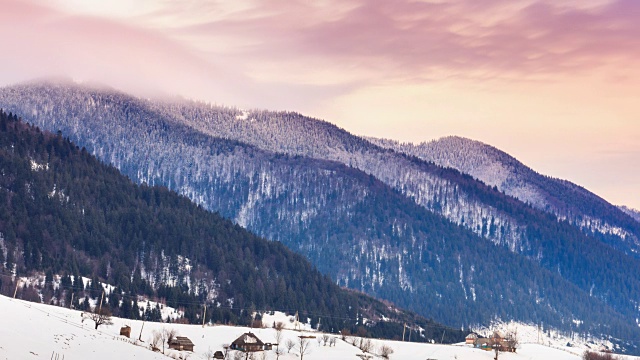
[2,81,640,351]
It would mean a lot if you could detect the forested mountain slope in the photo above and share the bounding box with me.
[2,81,640,351]
[0,109,465,341]
[369,136,640,256]
[620,206,640,224]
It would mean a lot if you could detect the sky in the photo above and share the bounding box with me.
[0,0,638,208]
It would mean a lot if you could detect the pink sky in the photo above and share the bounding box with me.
[1,0,638,208]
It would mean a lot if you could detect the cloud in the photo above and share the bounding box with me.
[167,0,640,84]
[0,0,359,110]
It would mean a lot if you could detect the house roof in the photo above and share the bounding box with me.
[232,332,265,346]
[169,336,195,346]
[466,333,478,339]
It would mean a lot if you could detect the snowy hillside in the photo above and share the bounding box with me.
[1,294,627,360]
[369,136,640,256]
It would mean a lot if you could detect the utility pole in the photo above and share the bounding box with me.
[202,304,207,328]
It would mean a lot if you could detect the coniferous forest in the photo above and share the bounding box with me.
[0,109,465,343]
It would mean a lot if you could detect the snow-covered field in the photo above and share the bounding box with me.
[0,294,636,360]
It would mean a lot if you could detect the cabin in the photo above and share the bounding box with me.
[230,332,266,352]
[474,337,492,350]
[119,325,131,338]
[213,351,225,359]
[465,333,478,344]
[168,336,195,352]
[473,333,516,352]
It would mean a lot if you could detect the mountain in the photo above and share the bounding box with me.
[368,136,640,257]
[2,81,640,351]
[0,109,461,341]
[620,206,640,224]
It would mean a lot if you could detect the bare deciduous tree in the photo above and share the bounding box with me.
[296,337,311,360]
[379,344,394,359]
[322,334,330,346]
[340,328,350,341]
[285,339,295,353]
[359,338,373,353]
[274,327,284,360]
[82,308,113,330]
[203,347,215,360]
[150,330,162,352]
[329,337,337,347]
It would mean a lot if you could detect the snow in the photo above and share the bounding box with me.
[472,320,620,355]
[2,295,637,360]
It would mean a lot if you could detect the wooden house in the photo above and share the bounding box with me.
[465,333,478,344]
[119,325,131,338]
[230,332,266,352]
[474,337,492,350]
[168,336,195,352]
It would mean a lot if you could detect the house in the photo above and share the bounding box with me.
[119,325,131,338]
[213,351,225,359]
[230,332,266,352]
[465,333,478,344]
[168,336,195,352]
[474,337,492,350]
[473,333,516,353]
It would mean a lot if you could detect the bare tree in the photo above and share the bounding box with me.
[296,337,311,360]
[150,330,162,352]
[203,348,215,360]
[329,337,337,347]
[153,327,177,354]
[505,330,519,352]
[82,308,113,330]
[285,339,295,353]
[322,334,330,346]
[274,328,284,360]
[164,327,177,345]
[583,351,620,360]
[379,344,394,359]
[359,338,373,353]
[340,328,350,341]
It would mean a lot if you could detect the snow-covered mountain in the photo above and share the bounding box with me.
[3,80,640,348]
[620,206,640,223]
[369,136,640,256]
[0,294,628,360]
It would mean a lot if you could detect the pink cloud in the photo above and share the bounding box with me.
[174,0,640,82]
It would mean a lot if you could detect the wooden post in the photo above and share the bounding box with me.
[138,321,145,341]
[441,330,446,344]
[13,279,20,298]
[98,289,104,314]
[202,304,207,328]
[402,323,406,342]
[409,327,412,342]
[70,293,74,309]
